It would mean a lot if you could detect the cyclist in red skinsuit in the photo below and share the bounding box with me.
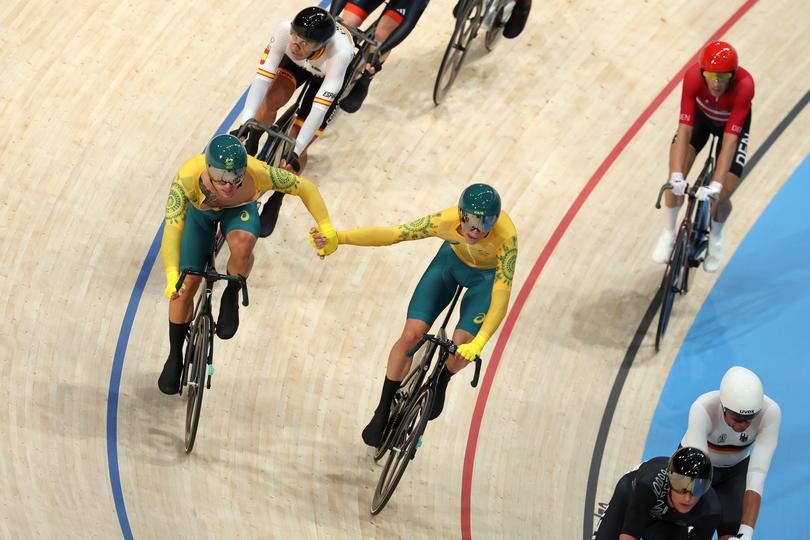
[652,41,754,273]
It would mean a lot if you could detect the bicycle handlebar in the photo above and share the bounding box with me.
[238,118,296,146]
[655,181,719,209]
[336,17,383,59]
[176,269,249,307]
[405,334,483,388]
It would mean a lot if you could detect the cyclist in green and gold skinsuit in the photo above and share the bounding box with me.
[312,183,517,446]
[158,134,337,395]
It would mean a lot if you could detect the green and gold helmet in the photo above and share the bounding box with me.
[205,134,247,186]
[458,183,501,233]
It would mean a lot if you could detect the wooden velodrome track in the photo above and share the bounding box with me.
[2,0,808,538]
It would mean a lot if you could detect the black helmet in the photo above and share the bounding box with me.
[667,447,712,497]
[291,7,335,45]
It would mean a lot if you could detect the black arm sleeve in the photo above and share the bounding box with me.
[378,0,429,54]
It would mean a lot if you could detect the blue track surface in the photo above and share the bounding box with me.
[644,154,810,537]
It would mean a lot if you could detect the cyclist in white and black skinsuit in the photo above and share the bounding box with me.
[593,447,721,540]
[681,367,781,540]
[235,6,353,237]
[331,0,430,113]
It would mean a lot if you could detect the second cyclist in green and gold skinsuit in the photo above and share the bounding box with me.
[312,183,517,446]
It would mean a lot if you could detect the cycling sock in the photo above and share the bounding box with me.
[665,205,680,232]
[169,321,190,362]
[376,376,400,415]
[711,219,725,240]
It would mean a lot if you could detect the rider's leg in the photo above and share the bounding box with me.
[504,0,532,39]
[362,244,457,446]
[160,205,216,394]
[244,73,296,156]
[653,134,700,263]
[362,318,430,446]
[216,205,259,340]
[705,115,749,273]
[428,263,494,421]
[339,14,398,113]
[704,171,740,273]
[427,328,475,420]
[159,275,203,394]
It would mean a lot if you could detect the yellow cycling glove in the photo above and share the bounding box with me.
[164,267,184,299]
[456,335,487,361]
[309,222,339,256]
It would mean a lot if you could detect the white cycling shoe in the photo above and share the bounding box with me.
[703,234,724,273]
[652,230,675,264]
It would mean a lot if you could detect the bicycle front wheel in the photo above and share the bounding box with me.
[184,315,211,453]
[371,385,432,514]
[655,232,687,352]
[433,0,483,105]
[373,341,436,462]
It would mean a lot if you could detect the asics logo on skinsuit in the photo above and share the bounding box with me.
[473,313,486,324]
[240,210,250,222]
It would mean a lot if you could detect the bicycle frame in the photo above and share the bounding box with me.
[653,136,716,351]
[334,5,387,100]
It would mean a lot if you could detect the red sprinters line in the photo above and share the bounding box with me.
[459,1,759,538]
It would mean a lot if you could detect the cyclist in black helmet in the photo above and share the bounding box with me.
[593,447,722,539]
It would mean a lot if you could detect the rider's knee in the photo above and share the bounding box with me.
[226,231,256,263]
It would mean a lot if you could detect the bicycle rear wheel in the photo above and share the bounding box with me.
[184,315,211,453]
[373,341,436,462]
[433,0,483,105]
[371,385,433,514]
[655,232,687,352]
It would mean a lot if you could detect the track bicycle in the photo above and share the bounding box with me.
[433,0,515,105]
[236,112,300,239]
[653,135,717,351]
[333,3,387,106]
[370,285,482,514]
[175,243,249,453]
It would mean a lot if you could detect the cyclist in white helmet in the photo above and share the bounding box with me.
[681,366,781,540]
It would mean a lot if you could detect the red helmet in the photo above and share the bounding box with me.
[700,41,738,72]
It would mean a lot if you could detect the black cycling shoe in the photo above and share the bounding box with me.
[503,4,530,38]
[158,356,183,395]
[428,390,446,421]
[216,283,240,340]
[339,72,373,113]
[243,128,261,157]
[362,409,388,447]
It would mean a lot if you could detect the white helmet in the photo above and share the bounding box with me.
[719,366,763,417]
